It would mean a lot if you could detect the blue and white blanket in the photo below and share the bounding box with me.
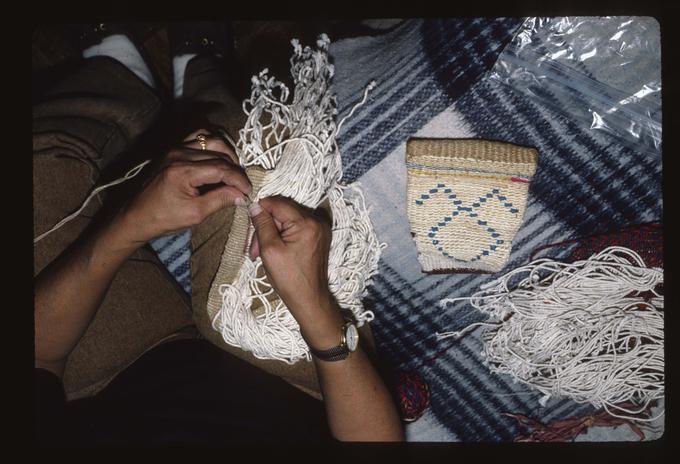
[151,18,663,441]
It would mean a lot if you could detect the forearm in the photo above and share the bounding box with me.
[314,347,404,441]
[34,213,140,376]
[33,135,249,377]
[299,297,404,442]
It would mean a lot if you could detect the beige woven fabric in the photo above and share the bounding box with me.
[198,165,377,397]
[406,138,538,273]
[205,167,286,321]
[206,167,267,321]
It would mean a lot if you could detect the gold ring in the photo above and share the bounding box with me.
[196,134,208,150]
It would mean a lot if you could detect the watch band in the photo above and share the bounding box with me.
[309,321,355,362]
[310,344,350,362]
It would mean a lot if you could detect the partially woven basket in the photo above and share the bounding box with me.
[205,35,385,365]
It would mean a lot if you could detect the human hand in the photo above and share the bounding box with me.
[249,196,345,348]
[117,129,251,245]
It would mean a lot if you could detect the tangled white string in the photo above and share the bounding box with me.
[212,34,385,364]
[438,246,664,422]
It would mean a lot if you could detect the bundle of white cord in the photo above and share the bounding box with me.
[438,246,664,422]
[212,34,385,364]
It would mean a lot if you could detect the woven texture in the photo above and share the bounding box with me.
[206,167,267,322]
[149,19,662,441]
[406,138,538,273]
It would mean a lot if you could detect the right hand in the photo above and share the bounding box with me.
[249,196,345,348]
[117,130,251,246]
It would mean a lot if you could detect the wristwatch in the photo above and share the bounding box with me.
[309,321,359,362]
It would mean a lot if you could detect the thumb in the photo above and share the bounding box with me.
[197,185,246,218]
[249,201,282,250]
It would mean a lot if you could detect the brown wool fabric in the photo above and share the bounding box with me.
[33,54,377,401]
[33,57,195,400]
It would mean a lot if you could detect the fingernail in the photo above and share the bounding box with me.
[234,196,246,207]
[248,201,262,217]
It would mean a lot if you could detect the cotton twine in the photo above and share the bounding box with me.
[212,34,385,364]
[438,246,664,422]
[33,35,385,367]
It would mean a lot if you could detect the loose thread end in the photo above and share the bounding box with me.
[435,331,461,341]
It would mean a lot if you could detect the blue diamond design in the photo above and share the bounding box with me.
[417,185,516,262]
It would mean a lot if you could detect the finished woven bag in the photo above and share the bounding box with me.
[406,138,538,273]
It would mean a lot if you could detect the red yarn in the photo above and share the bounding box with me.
[529,222,662,265]
[503,402,653,442]
[396,370,430,422]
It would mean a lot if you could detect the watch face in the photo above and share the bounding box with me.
[346,324,359,351]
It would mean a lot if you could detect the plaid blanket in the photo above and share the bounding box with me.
[150,18,663,441]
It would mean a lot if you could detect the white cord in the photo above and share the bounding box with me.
[211,34,385,363]
[33,159,151,244]
[438,246,664,422]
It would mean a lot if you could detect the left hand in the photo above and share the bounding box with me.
[116,129,251,246]
[248,196,345,349]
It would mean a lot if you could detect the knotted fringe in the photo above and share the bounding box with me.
[212,35,385,364]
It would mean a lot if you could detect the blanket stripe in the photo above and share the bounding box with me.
[355,24,660,438]
[145,18,661,441]
[337,18,523,183]
[149,17,524,297]
[149,229,192,293]
[455,79,662,236]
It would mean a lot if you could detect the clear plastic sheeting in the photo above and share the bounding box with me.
[490,17,661,156]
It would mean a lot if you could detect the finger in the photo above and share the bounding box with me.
[184,129,210,142]
[166,147,234,163]
[249,234,260,260]
[184,161,252,195]
[249,201,283,251]
[182,129,238,164]
[197,185,247,219]
[248,216,284,260]
[259,196,306,225]
[183,137,236,158]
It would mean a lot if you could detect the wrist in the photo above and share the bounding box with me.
[296,293,347,351]
[103,210,147,255]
